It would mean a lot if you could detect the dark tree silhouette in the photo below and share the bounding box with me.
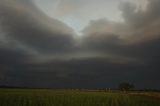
[119,82,134,91]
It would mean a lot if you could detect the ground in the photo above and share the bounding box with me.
[0,88,160,106]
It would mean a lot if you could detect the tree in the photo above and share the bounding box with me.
[119,82,134,91]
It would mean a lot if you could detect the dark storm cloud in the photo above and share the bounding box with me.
[82,0,160,60]
[120,0,160,41]
[0,0,75,54]
[0,0,160,89]
[79,0,160,88]
[2,57,159,88]
[120,0,160,29]
[0,45,34,85]
[0,0,76,86]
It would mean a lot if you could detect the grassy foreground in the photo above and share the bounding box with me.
[0,89,160,106]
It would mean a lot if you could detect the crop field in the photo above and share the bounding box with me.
[0,89,160,106]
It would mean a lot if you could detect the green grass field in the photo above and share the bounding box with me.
[0,89,160,106]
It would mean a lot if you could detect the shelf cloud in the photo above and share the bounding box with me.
[0,0,160,88]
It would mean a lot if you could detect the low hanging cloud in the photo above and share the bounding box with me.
[0,0,76,54]
[82,0,160,59]
[83,0,160,42]
[80,0,160,88]
[0,0,160,88]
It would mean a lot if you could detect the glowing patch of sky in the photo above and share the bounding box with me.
[58,16,83,35]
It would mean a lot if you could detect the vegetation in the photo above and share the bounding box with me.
[0,88,160,106]
[119,82,134,91]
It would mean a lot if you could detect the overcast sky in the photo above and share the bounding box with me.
[0,0,160,89]
[34,0,147,35]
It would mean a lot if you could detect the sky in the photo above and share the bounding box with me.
[0,0,160,89]
[34,0,147,35]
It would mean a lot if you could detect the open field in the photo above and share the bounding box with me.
[0,89,160,106]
